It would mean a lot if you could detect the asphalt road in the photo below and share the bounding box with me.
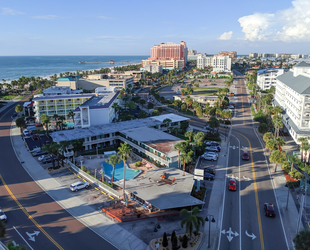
[218,75,288,250]
[0,97,117,249]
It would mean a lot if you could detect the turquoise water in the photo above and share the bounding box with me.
[101,161,141,181]
[63,121,74,128]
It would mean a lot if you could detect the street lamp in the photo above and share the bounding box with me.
[205,215,215,248]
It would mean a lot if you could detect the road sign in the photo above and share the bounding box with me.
[221,227,239,242]
[194,169,204,176]
[194,175,203,180]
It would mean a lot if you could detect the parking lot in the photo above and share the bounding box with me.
[24,134,51,151]
[32,154,114,210]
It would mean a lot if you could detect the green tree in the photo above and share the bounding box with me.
[67,110,75,125]
[272,116,283,137]
[59,140,71,166]
[181,103,187,111]
[275,137,286,151]
[194,132,205,146]
[139,99,146,106]
[162,232,168,247]
[208,116,220,132]
[15,104,23,115]
[269,150,286,172]
[174,141,190,169]
[118,142,132,201]
[40,114,50,135]
[6,242,27,250]
[263,132,274,143]
[298,137,309,162]
[137,110,148,118]
[72,139,84,156]
[185,130,195,142]
[180,206,205,238]
[293,229,310,250]
[157,107,163,113]
[185,96,193,109]
[0,220,6,238]
[42,142,60,169]
[15,117,25,132]
[163,118,172,128]
[152,110,160,116]
[273,106,283,115]
[107,154,121,187]
[126,101,136,112]
[180,150,193,176]
[147,102,154,110]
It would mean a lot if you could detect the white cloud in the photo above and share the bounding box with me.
[31,15,59,20]
[238,0,310,42]
[98,16,115,20]
[1,7,24,15]
[218,31,233,40]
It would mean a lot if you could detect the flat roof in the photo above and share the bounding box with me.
[124,168,204,210]
[33,94,94,101]
[120,127,183,157]
[150,113,190,123]
[80,91,119,109]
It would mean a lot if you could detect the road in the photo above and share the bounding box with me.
[0,96,117,249]
[218,74,288,250]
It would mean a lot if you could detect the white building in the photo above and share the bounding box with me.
[73,87,120,128]
[274,61,310,143]
[42,86,83,96]
[143,64,163,74]
[256,69,287,90]
[197,54,231,72]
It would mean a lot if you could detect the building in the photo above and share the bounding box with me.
[174,95,218,107]
[73,87,120,128]
[56,73,134,91]
[218,51,237,59]
[256,69,287,90]
[142,41,188,70]
[188,49,197,55]
[197,54,231,72]
[187,49,200,61]
[33,87,93,122]
[51,114,190,168]
[249,53,258,58]
[122,71,145,83]
[143,64,163,74]
[274,61,310,143]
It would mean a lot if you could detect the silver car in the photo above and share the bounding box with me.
[70,181,89,192]
[204,151,218,157]
[203,153,218,161]
[0,209,7,222]
[205,146,220,152]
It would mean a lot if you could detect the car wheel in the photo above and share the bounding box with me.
[75,189,78,192]
[85,185,89,189]
[211,159,214,161]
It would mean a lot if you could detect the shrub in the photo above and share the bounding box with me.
[81,166,86,171]
[287,180,300,187]
[86,170,91,175]
[258,123,268,133]
[182,235,188,248]
[172,236,178,250]
[171,230,176,243]
[162,232,168,247]
[134,161,142,167]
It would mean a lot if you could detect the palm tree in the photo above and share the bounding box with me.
[126,101,136,112]
[269,150,286,172]
[298,137,309,162]
[163,118,172,129]
[275,137,286,151]
[15,104,23,116]
[181,89,186,96]
[194,132,205,146]
[273,106,283,115]
[112,102,120,118]
[272,115,283,137]
[59,140,71,166]
[174,142,189,169]
[107,154,121,187]
[40,114,50,135]
[185,130,195,142]
[117,142,132,202]
[42,142,60,169]
[263,132,273,143]
[180,207,205,239]
[180,150,193,176]
[67,110,75,125]
[293,229,310,250]
[185,96,193,109]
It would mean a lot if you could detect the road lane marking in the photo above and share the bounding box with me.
[233,131,265,250]
[245,230,256,240]
[1,174,64,250]
[13,226,34,250]
[221,227,239,242]
[26,231,40,242]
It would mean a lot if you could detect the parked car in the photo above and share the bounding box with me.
[205,141,220,146]
[228,178,237,191]
[242,151,250,160]
[35,123,43,127]
[264,203,275,217]
[0,208,7,222]
[32,150,47,157]
[223,109,233,112]
[230,103,236,107]
[204,125,212,130]
[203,153,217,161]
[204,167,215,175]
[205,146,220,152]
[204,173,215,181]
[32,134,39,140]
[228,105,235,109]
[70,181,89,192]
[38,155,51,162]
[203,151,218,157]
[23,129,31,137]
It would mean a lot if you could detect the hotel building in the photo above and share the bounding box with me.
[274,61,310,143]
[256,69,287,90]
[197,54,231,72]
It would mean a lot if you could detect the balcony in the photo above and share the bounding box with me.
[55,101,64,105]
[47,102,55,106]
[38,102,46,106]
[65,101,74,104]
[305,98,310,103]
[304,106,310,111]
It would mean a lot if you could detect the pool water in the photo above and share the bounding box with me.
[101,161,141,181]
[63,121,74,128]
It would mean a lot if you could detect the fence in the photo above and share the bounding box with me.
[66,160,120,198]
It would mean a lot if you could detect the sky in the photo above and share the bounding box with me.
[1,0,310,56]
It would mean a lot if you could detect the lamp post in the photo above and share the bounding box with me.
[205,215,215,248]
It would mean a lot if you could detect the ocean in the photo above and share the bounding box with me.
[0,55,148,82]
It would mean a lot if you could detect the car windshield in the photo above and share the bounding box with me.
[243,153,249,157]
[229,181,236,186]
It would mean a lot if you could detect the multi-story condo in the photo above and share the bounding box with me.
[73,87,120,128]
[197,54,231,72]
[256,69,287,90]
[143,64,163,74]
[56,73,134,91]
[274,61,310,143]
[218,51,237,59]
[249,53,258,58]
[51,114,189,168]
[142,41,188,70]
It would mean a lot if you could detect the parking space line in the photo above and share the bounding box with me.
[94,187,99,191]
[78,176,81,178]
[109,196,114,199]
[101,191,107,195]
[83,179,87,182]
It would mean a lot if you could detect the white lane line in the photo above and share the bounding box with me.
[13,226,34,250]
[217,141,230,250]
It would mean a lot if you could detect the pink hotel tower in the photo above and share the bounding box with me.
[142,41,188,69]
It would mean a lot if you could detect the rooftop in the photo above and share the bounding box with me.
[43,86,82,95]
[120,127,183,157]
[124,168,204,210]
[257,68,287,75]
[79,91,119,110]
[277,71,310,94]
[33,94,94,101]
[150,113,190,123]
[294,61,310,68]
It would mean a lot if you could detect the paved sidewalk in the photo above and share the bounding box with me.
[10,122,147,250]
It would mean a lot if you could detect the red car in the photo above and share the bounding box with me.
[264,203,275,217]
[33,134,39,140]
[228,178,237,191]
[242,151,250,160]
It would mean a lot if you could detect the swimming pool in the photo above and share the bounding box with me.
[63,121,74,128]
[101,161,141,181]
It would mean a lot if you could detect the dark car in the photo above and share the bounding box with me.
[33,134,39,140]
[242,151,250,160]
[204,173,214,180]
[228,178,237,191]
[204,167,215,175]
[264,203,275,217]
[32,150,47,157]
